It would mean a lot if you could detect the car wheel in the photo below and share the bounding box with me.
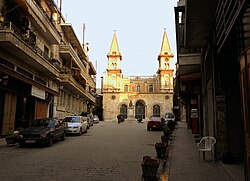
[61,132,66,141]
[78,128,82,136]
[47,137,53,146]
[84,128,88,133]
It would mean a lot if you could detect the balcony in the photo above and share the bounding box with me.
[59,43,86,70]
[0,22,59,78]
[20,0,61,44]
[59,73,95,103]
[178,53,201,81]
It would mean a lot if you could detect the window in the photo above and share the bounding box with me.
[112,63,117,69]
[165,74,170,86]
[148,85,153,92]
[136,84,141,92]
[153,105,160,117]
[124,85,128,92]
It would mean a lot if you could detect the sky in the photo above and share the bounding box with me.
[61,0,177,88]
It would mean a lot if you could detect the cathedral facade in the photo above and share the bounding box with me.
[101,31,174,121]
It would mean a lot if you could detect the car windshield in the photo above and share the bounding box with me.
[63,117,81,123]
[150,117,160,121]
[30,119,55,127]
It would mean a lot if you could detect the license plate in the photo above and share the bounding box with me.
[25,140,36,144]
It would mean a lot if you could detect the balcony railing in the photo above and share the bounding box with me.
[25,0,61,43]
[0,22,60,71]
[59,43,86,70]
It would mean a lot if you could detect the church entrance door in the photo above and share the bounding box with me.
[135,100,145,119]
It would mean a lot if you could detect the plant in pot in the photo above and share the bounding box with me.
[161,124,171,144]
[155,142,168,159]
[141,156,160,179]
[167,120,175,133]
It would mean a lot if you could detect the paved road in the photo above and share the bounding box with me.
[0,121,163,181]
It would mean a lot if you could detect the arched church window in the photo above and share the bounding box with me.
[153,105,160,117]
[124,85,128,92]
[136,84,141,92]
[148,85,153,92]
[164,63,169,69]
[165,74,170,86]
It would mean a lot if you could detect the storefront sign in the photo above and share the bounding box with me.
[31,86,45,100]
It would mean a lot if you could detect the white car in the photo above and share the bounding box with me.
[93,115,100,124]
[164,112,175,123]
[63,116,87,136]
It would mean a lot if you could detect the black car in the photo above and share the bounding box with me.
[19,118,66,146]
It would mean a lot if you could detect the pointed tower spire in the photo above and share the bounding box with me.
[157,30,174,92]
[106,31,122,73]
[107,31,122,60]
[158,30,174,60]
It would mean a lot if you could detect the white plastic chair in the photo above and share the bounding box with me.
[197,136,216,162]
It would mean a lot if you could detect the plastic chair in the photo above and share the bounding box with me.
[197,136,216,162]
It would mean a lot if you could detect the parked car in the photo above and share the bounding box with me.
[93,115,99,124]
[63,116,87,135]
[147,116,165,131]
[19,118,66,147]
[164,112,175,123]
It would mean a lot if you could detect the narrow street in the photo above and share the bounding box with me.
[0,121,163,181]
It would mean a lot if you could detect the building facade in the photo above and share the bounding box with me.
[0,0,96,135]
[174,0,250,179]
[102,32,174,121]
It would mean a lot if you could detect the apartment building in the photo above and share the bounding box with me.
[174,0,249,179]
[0,0,96,135]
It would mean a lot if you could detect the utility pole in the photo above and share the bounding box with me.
[59,0,62,23]
[83,23,86,44]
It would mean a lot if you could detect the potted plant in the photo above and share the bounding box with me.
[141,156,160,179]
[163,124,171,136]
[155,142,167,159]
[161,124,171,145]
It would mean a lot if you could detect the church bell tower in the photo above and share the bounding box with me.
[103,32,123,91]
[157,31,174,92]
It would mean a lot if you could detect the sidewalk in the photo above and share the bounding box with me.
[157,121,245,181]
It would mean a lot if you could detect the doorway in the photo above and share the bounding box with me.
[135,100,145,119]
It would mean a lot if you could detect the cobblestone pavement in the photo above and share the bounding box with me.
[0,120,166,181]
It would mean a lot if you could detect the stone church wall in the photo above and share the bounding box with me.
[103,92,173,121]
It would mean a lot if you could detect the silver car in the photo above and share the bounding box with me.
[164,112,175,123]
[93,115,100,124]
[63,116,87,136]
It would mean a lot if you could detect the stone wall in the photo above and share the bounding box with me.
[103,92,173,121]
